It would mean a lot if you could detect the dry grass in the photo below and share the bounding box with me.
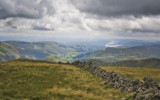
[0,61,57,67]
[0,60,132,100]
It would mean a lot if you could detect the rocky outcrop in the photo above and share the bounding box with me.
[72,61,160,100]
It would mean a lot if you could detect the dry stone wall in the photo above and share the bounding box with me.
[72,61,160,100]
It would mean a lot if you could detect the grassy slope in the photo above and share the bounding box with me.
[0,59,131,100]
[102,67,160,84]
[75,45,160,62]
[88,58,160,68]
[45,54,67,63]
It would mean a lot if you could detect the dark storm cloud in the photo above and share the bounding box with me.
[32,25,54,31]
[0,0,55,19]
[70,0,160,17]
[131,29,160,34]
[33,26,50,31]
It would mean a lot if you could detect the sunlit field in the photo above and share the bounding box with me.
[0,59,131,100]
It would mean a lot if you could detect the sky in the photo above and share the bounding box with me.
[0,0,160,41]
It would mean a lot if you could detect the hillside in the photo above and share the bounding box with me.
[6,41,76,59]
[74,44,160,62]
[0,41,98,62]
[45,54,67,62]
[1,41,160,63]
[0,42,20,62]
[0,59,131,100]
[105,58,160,68]
[88,58,160,68]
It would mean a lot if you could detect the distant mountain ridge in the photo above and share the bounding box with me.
[0,41,98,62]
[88,58,160,68]
[74,44,160,62]
[64,39,160,49]
[1,40,160,63]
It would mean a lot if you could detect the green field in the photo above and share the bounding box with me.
[102,67,160,84]
[0,59,131,100]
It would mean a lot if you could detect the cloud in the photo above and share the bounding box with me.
[70,0,160,17]
[105,41,122,47]
[82,15,160,35]
[0,0,160,41]
[32,23,55,31]
[0,0,55,19]
[0,0,86,31]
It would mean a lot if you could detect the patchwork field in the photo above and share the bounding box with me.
[102,67,160,84]
[0,59,131,100]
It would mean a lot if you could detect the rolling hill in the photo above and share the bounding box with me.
[2,40,160,63]
[5,41,75,60]
[0,59,131,100]
[74,44,160,62]
[0,41,98,62]
[45,54,67,62]
[0,42,20,62]
[88,58,160,68]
